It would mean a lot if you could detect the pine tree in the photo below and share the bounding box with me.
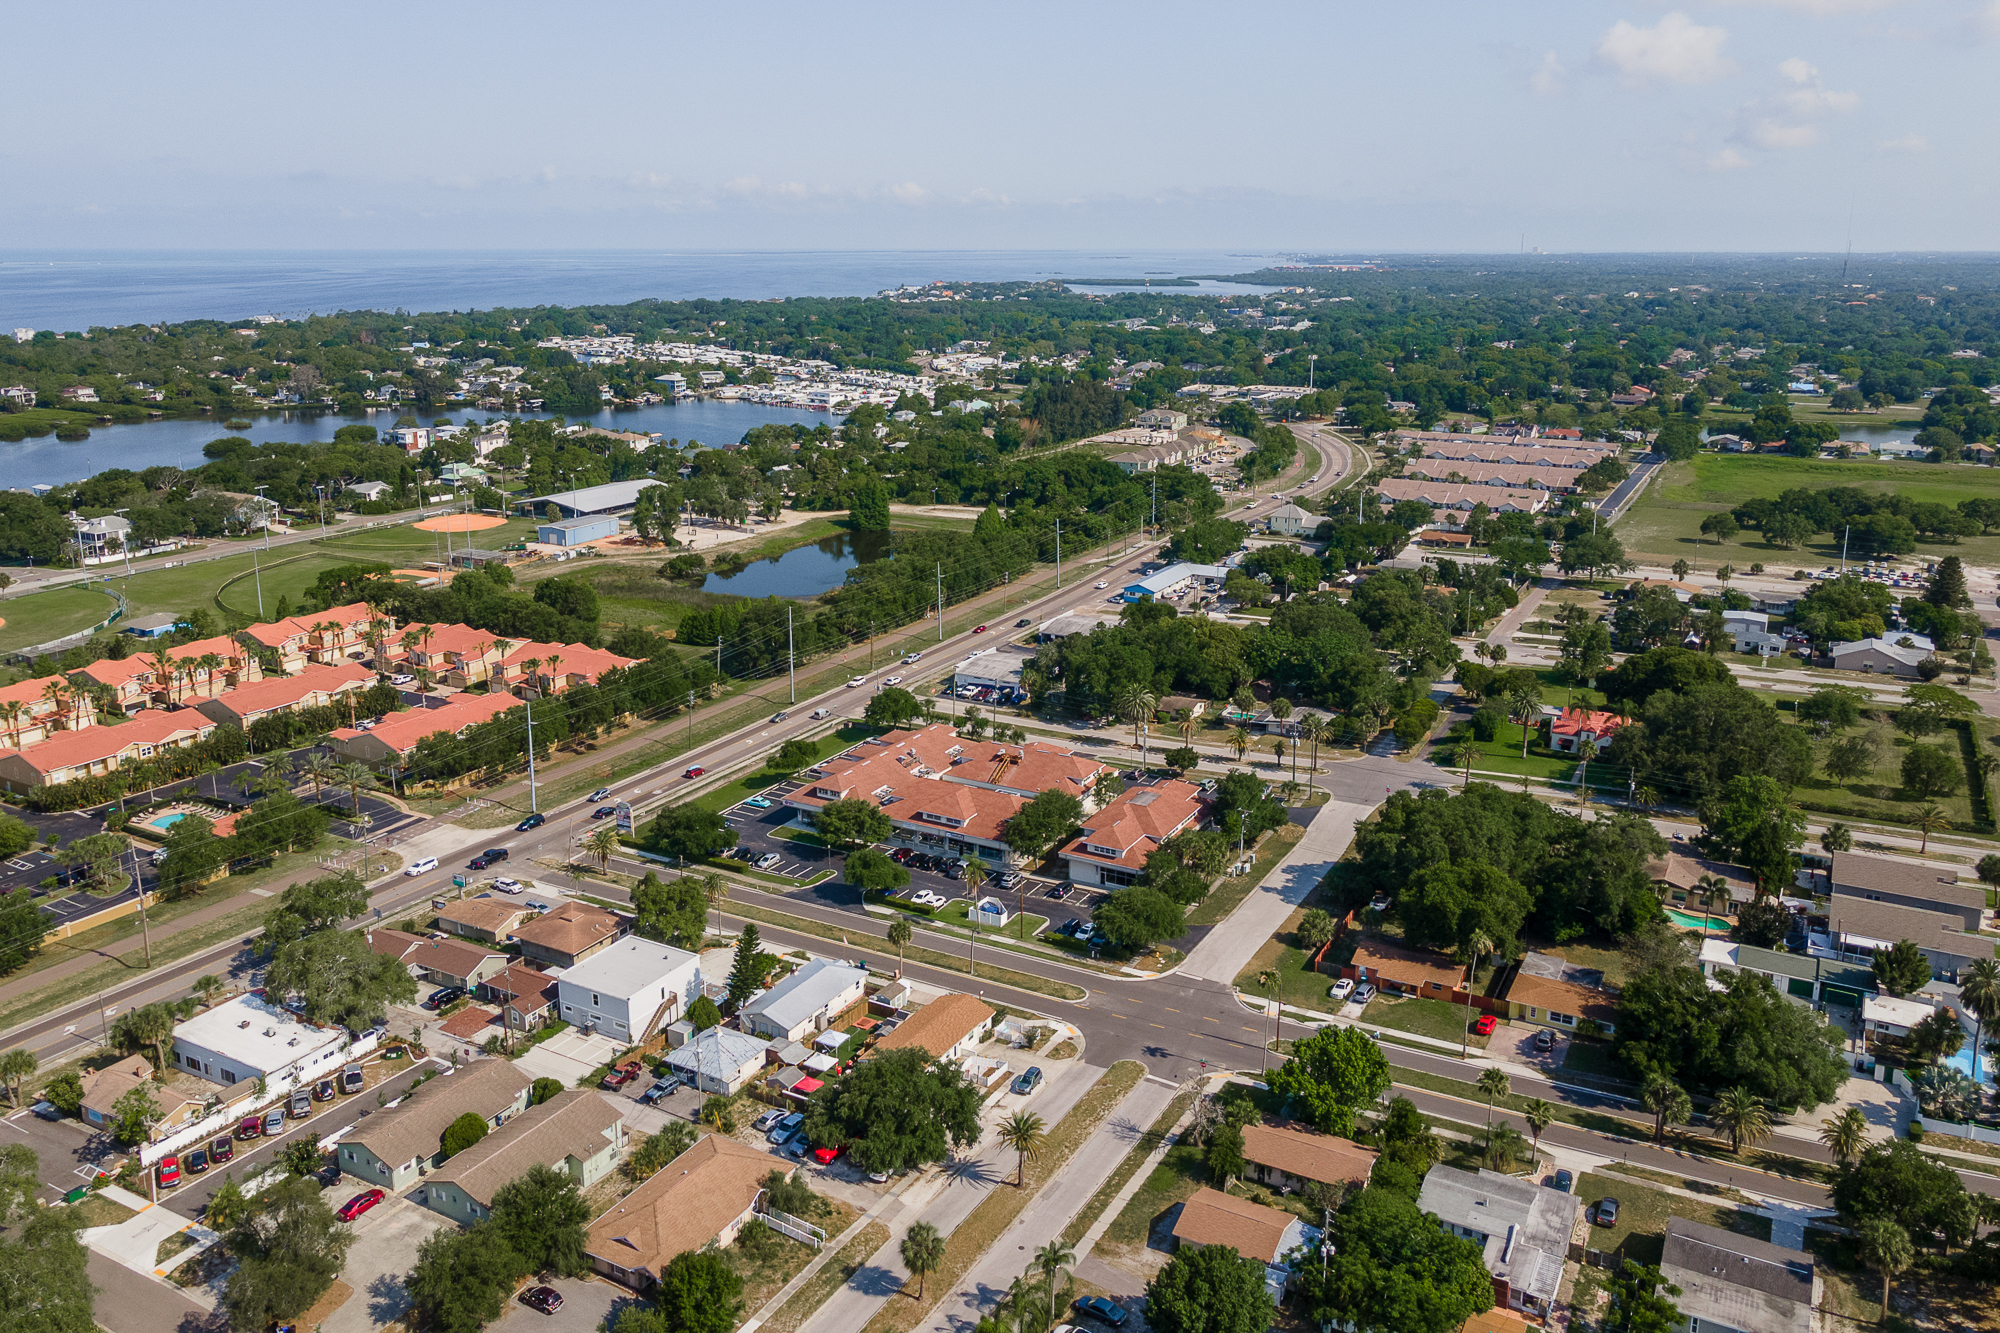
[726,923,765,1007]
[1924,555,1970,609]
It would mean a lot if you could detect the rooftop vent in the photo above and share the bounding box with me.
[263,1028,276,1037]
[239,1020,252,1029]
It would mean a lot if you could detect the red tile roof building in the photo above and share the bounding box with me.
[0,673,96,748]
[77,636,267,713]
[1060,779,1208,888]
[491,640,641,696]
[1546,707,1628,755]
[238,603,388,671]
[328,690,522,770]
[0,707,216,791]
[193,662,377,730]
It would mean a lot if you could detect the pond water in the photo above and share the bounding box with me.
[0,400,842,491]
[702,528,893,599]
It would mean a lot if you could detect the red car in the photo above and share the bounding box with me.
[155,1156,181,1188]
[684,765,706,779]
[336,1189,385,1222]
[972,625,987,634]
[1473,1015,1497,1036]
[600,1061,643,1090]
[812,1145,841,1165]
[235,1114,263,1140]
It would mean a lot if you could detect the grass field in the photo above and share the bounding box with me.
[1617,454,2000,566]
[1791,710,1990,832]
[0,585,117,653]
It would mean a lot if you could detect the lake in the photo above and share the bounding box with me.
[702,528,893,599]
[0,399,843,490]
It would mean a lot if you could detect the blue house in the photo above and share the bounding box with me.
[538,515,620,547]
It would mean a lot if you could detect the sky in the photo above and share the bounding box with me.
[7,0,1998,254]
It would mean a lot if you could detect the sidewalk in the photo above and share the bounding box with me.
[1178,798,1371,985]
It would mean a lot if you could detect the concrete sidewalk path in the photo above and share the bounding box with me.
[1177,798,1372,986]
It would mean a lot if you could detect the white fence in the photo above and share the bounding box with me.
[1918,1115,2000,1146]
[139,1030,384,1167]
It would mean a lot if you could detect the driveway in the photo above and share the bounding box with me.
[320,1190,452,1333]
[511,1029,622,1086]
[491,1274,645,1333]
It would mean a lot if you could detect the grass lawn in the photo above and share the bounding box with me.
[731,1196,860,1316]
[54,1193,137,1229]
[1186,821,1305,930]
[758,1220,890,1333]
[1103,1136,1208,1251]
[215,552,362,618]
[0,585,117,653]
[1575,1171,1771,1267]
[1616,454,2000,566]
[1360,994,1491,1050]
[686,725,879,815]
[1791,711,1987,833]
[937,899,1049,941]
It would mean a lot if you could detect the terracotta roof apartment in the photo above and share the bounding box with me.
[871,992,995,1060]
[329,689,522,764]
[425,1088,624,1208]
[0,673,93,746]
[1374,478,1550,514]
[1061,779,1206,873]
[0,707,215,789]
[1401,461,1585,492]
[193,662,377,729]
[868,723,1111,801]
[512,900,624,967]
[1345,936,1465,998]
[1170,1186,1297,1263]
[496,641,640,694]
[587,1132,776,1285]
[1240,1123,1378,1188]
[239,602,382,655]
[340,1058,531,1170]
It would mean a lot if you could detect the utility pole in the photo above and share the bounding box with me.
[252,549,265,619]
[687,689,695,749]
[1841,524,1850,572]
[787,607,796,704]
[525,700,538,813]
[130,845,151,968]
[937,564,944,641]
[1055,519,1062,589]
[1308,354,1317,393]
[255,485,272,549]
[1150,474,1157,540]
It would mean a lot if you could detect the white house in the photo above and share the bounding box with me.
[1828,634,1935,677]
[554,938,702,1042]
[665,1026,769,1094]
[170,994,348,1090]
[1266,503,1314,537]
[739,960,869,1043]
[1722,610,1787,657]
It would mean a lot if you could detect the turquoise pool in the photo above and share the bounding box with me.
[147,812,189,830]
[1665,907,1730,931]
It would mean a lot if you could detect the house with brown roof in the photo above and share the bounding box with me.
[1498,952,1618,1034]
[1171,1187,1309,1265]
[434,897,530,946]
[335,1057,532,1191]
[513,900,625,970]
[587,1132,781,1289]
[1059,778,1208,888]
[423,1089,625,1225]
[478,963,560,1031]
[79,1055,212,1143]
[1341,936,1466,1000]
[1240,1122,1378,1193]
[1648,851,1756,905]
[328,690,522,771]
[365,929,510,990]
[871,993,994,1062]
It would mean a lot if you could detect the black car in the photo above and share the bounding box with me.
[1075,1297,1129,1327]
[314,1079,336,1101]
[516,813,546,832]
[1014,618,1032,628]
[424,986,466,1010]
[1551,1169,1573,1193]
[469,848,509,869]
[592,806,617,819]
[521,1286,564,1315]
[185,1148,210,1176]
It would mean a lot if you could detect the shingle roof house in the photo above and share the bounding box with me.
[1659,1217,1818,1333]
[335,1058,532,1192]
[739,960,869,1043]
[1415,1165,1582,1317]
[586,1132,779,1289]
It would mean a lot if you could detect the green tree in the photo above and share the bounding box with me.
[998,1109,1047,1186]
[0,1047,35,1109]
[1822,733,1880,783]
[529,1077,564,1106]
[1396,860,1532,960]
[1523,1098,1556,1150]
[1295,908,1337,955]
[1204,1122,1246,1184]
[1854,1218,1914,1321]
[726,923,770,1006]
[1004,789,1085,864]
[1872,939,1933,997]
[844,847,909,898]
[645,804,737,864]
[220,1176,353,1331]
[627,1122,699,1181]
[109,1002,178,1072]
[899,1219,946,1299]
[1900,744,1960,797]
[864,687,926,728]
[0,1209,96,1333]
[1798,687,1865,731]
[655,1248,744,1333]
[804,1047,982,1174]
[849,481,891,532]
[0,889,46,976]
[1091,886,1185,953]
[261,869,370,947]
[489,1162,593,1277]
[1924,555,1971,609]
[264,928,416,1029]
[441,1112,489,1158]
[1698,774,1803,895]
[157,811,229,898]
[632,871,710,950]
[688,995,722,1031]
[1268,1026,1391,1137]
[279,1139,323,1179]
[1144,1240,1277,1333]
[404,1223,523,1333]
[1831,1139,1972,1247]
[812,798,892,851]
[1615,966,1847,1108]
[766,738,819,774]
[110,1084,161,1146]
[1642,1075,1692,1143]
[1604,1263,1684,1333]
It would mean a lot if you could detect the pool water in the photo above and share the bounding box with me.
[1664,907,1731,931]
[147,812,188,829]
[1942,1034,1995,1089]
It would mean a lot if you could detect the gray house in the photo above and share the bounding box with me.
[1414,1165,1582,1319]
[739,960,869,1043]
[1659,1217,1818,1333]
[422,1089,625,1224]
[335,1059,532,1191]
[1830,854,1984,932]
[1824,894,1984,982]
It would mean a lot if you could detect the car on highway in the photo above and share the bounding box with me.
[263,1108,286,1136]
[1328,978,1355,1003]
[600,1061,643,1090]
[336,1189,386,1222]
[973,624,987,633]
[771,710,789,722]
[340,1064,365,1095]
[521,1286,564,1315]
[846,675,867,688]
[1094,581,1108,589]
[744,795,774,809]
[810,707,833,719]
[592,805,617,819]
[883,674,903,686]
[210,1137,234,1163]
[754,852,783,870]
[1011,1066,1043,1096]
[156,1156,181,1189]
[589,787,612,801]
[468,848,509,869]
[681,766,705,780]
[1015,618,1031,627]
[1075,1297,1130,1327]
[901,653,922,664]
[1593,1197,1620,1226]
[516,813,545,831]
[425,986,466,1010]
[405,856,439,876]
[314,1079,336,1101]
[1473,1015,1497,1037]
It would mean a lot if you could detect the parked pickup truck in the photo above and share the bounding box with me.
[599,1061,644,1090]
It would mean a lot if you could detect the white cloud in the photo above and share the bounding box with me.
[1706,0,1908,13]
[1596,13,1734,87]
[1777,57,1818,84]
[1876,134,1931,154]
[1707,148,1752,170]
[888,182,930,204]
[1731,60,1859,151]
[1530,50,1568,94]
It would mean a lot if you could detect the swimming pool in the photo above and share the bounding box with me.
[147,812,188,830]
[1664,907,1730,931]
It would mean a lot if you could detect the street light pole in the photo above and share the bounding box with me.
[254,485,272,549]
[252,549,265,619]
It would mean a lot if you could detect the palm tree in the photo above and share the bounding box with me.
[1508,684,1542,760]
[1483,1123,1527,1171]
[1175,710,1198,748]
[1914,803,1951,853]
[192,975,225,1007]
[583,825,620,875]
[1114,685,1158,759]
[696,870,727,935]
[1819,1105,1869,1165]
[1297,714,1326,787]
[205,1173,249,1232]
[1634,783,1660,811]
[1710,1086,1771,1153]
[1960,958,2000,1082]
[1855,1217,1913,1321]
[337,762,376,818]
[1226,726,1251,765]
[0,1047,36,1108]
[1269,736,1286,774]
[962,856,988,904]
[301,752,338,805]
[998,1110,1047,1186]
[1523,1098,1556,1151]
[0,699,24,748]
[900,1220,945,1299]
[1476,1068,1510,1127]
[146,646,178,702]
[196,653,224,697]
[887,916,913,974]
[1445,736,1479,784]
[1033,1239,1076,1323]
[38,679,68,732]
[1642,1075,1691,1142]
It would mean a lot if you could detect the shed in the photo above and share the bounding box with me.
[538,515,620,547]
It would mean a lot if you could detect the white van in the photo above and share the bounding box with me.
[405,856,439,877]
[809,708,833,720]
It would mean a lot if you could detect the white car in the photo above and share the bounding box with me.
[754,852,783,871]
[846,676,867,688]
[901,653,922,664]
[912,890,947,908]
[493,878,523,894]
[1328,978,1355,1002]
[390,673,416,686]
[405,856,439,876]
[883,674,903,686]
[1094,581,1108,589]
